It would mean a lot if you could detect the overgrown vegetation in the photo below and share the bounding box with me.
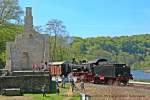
[1,24,150,69]
[0,83,80,100]
[69,35,150,69]
[0,24,23,68]
[0,0,23,24]
[0,0,23,68]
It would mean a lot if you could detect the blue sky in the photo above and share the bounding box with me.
[19,0,150,37]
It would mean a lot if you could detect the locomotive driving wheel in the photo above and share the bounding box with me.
[122,81,128,86]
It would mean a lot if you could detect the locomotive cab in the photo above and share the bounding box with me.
[92,63,132,85]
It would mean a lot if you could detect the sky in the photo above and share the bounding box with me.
[19,0,150,37]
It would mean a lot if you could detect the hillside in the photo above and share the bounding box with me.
[70,34,150,69]
[0,24,150,69]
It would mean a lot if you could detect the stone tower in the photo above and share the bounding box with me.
[24,7,33,35]
[5,7,49,72]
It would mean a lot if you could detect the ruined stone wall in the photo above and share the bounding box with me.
[6,33,49,71]
[0,75,55,93]
[5,7,49,72]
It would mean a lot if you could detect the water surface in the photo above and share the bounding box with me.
[131,70,150,80]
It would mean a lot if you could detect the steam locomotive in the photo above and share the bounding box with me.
[48,58,133,85]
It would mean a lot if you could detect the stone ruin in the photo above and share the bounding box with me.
[5,7,49,72]
[0,7,55,95]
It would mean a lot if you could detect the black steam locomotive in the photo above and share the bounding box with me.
[59,58,133,85]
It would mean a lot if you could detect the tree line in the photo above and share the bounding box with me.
[70,35,150,69]
[1,22,150,69]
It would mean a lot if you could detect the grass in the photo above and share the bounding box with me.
[1,83,150,100]
[25,94,63,100]
[24,83,80,100]
[0,93,80,100]
[0,83,80,100]
[27,94,80,100]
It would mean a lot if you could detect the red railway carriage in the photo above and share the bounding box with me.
[48,61,70,76]
[49,65,61,75]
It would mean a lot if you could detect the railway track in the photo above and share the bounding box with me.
[129,81,150,90]
[85,81,150,91]
[131,84,150,90]
[84,82,150,100]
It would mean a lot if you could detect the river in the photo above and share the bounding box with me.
[131,70,150,80]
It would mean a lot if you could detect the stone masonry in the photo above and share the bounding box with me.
[5,7,49,72]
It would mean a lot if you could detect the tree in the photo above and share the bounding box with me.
[0,0,23,24]
[46,19,68,61]
[0,24,23,68]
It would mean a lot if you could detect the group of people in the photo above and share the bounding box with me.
[41,75,85,97]
[55,75,66,95]
[70,77,85,93]
[32,61,47,71]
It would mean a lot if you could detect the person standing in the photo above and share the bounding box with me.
[61,75,65,88]
[70,78,75,92]
[80,80,85,93]
[56,83,60,95]
[56,77,59,85]
[41,84,46,97]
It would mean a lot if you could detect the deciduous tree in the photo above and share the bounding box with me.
[0,0,23,24]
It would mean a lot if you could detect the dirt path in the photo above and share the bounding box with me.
[84,83,150,100]
[0,96,32,100]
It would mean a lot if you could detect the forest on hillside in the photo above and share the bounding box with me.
[0,0,150,69]
[0,23,150,69]
[70,35,150,69]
